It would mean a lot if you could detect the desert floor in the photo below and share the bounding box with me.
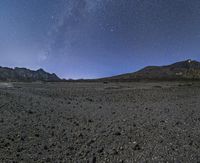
[1,81,200,162]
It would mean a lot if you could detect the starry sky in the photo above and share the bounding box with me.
[1,0,200,79]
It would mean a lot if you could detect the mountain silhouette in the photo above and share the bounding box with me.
[0,67,60,82]
[104,59,200,81]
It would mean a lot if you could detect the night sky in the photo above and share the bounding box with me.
[1,0,200,79]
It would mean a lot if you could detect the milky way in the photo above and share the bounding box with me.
[1,0,200,79]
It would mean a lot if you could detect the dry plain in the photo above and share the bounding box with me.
[1,82,200,162]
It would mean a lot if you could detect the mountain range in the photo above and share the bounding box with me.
[1,59,200,82]
[103,59,200,81]
[0,67,60,82]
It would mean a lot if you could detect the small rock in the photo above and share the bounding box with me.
[97,147,104,153]
[86,98,93,102]
[78,133,83,138]
[88,119,93,123]
[44,145,48,150]
[68,146,74,151]
[17,147,24,152]
[35,134,40,137]
[90,156,96,163]
[4,142,10,147]
[114,131,121,136]
[27,110,34,114]
[133,144,141,150]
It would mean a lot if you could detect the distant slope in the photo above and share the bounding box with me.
[0,67,60,82]
[104,59,200,81]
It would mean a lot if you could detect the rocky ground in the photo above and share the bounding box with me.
[1,81,200,162]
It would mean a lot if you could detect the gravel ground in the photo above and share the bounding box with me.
[0,82,200,162]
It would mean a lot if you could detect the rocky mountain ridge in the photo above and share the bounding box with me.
[0,67,60,82]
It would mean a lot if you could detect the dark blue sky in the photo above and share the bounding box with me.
[1,0,200,79]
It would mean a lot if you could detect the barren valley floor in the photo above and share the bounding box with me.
[1,82,200,162]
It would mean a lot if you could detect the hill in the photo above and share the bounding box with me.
[103,59,200,81]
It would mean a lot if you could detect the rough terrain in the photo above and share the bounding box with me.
[1,82,200,162]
